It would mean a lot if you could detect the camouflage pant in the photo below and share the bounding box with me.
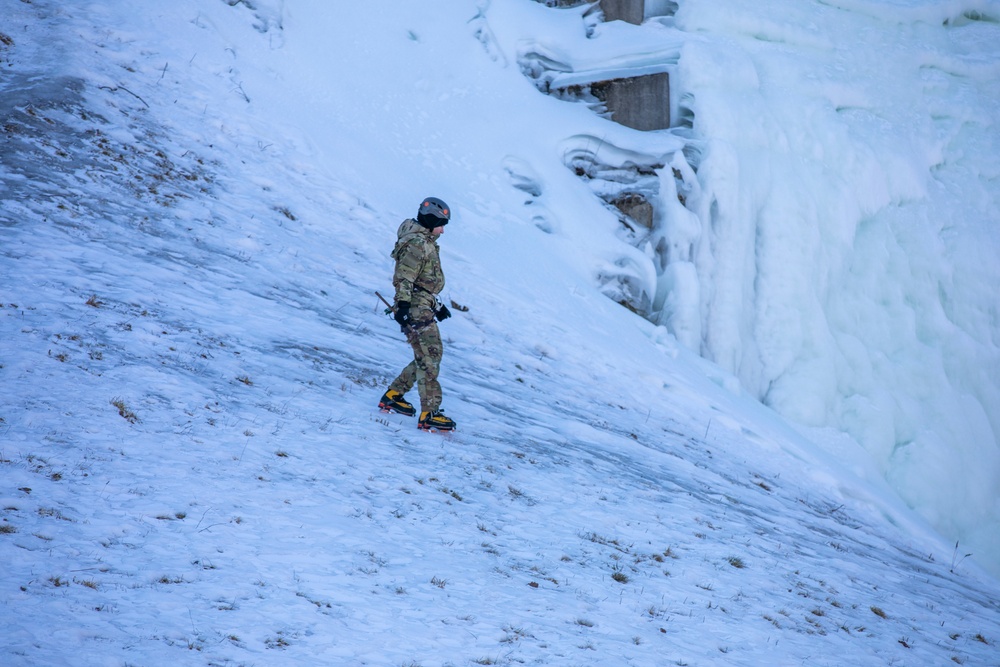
[389,320,442,414]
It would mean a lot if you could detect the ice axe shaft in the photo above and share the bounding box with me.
[375,291,394,314]
[376,291,414,334]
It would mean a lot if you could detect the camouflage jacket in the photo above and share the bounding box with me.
[391,219,445,318]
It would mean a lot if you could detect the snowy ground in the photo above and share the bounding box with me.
[2,1,999,665]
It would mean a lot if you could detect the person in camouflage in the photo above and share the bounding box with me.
[378,197,456,431]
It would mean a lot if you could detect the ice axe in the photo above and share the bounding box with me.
[375,290,394,316]
[375,291,414,334]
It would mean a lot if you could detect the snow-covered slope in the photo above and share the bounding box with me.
[2,1,998,665]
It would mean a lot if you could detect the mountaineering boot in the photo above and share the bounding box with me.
[418,410,456,432]
[378,389,416,417]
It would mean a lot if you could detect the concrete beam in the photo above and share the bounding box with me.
[601,0,645,25]
[591,72,669,131]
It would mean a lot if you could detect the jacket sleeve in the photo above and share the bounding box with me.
[393,239,425,303]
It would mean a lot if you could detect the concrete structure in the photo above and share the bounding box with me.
[590,72,669,131]
[601,0,645,25]
[534,0,670,131]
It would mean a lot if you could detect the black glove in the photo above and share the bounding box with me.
[394,301,411,329]
[435,304,452,322]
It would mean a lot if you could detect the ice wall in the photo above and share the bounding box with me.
[668,0,1000,572]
